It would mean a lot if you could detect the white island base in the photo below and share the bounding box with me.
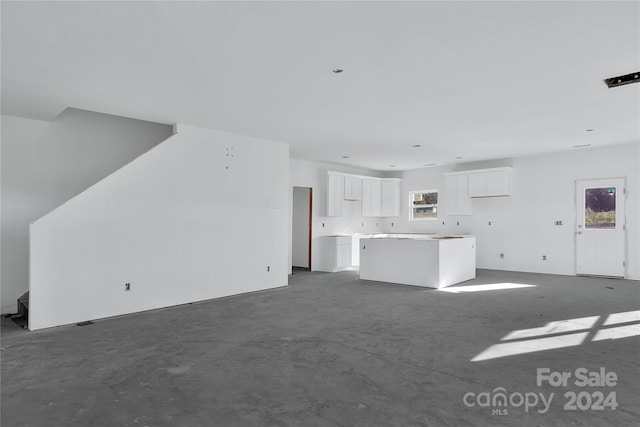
[359,235,476,289]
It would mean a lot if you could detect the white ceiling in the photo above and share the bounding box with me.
[2,1,639,171]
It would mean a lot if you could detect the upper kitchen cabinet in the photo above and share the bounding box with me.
[468,167,512,197]
[327,172,344,216]
[444,173,472,215]
[326,172,401,218]
[381,179,401,217]
[343,175,363,216]
[362,178,382,217]
[327,172,361,217]
[343,175,363,201]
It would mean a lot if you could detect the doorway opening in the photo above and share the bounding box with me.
[575,178,626,278]
[292,187,312,270]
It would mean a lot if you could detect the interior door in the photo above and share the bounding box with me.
[575,178,626,277]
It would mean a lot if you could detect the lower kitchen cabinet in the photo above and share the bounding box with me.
[315,236,354,272]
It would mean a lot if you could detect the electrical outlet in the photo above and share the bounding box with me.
[457,221,460,226]
[542,255,547,260]
[500,253,504,259]
[488,221,492,226]
[391,222,394,227]
[267,266,270,272]
[555,221,563,226]
[322,223,325,228]
[125,283,131,291]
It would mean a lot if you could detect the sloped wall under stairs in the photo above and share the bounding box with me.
[29,124,289,330]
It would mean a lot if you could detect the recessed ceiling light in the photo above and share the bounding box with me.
[586,129,594,132]
[572,144,591,148]
[412,144,422,148]
[341,155,349,159]
[332,69,344,74]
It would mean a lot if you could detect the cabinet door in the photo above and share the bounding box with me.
[327,173,344,216]
[344,176,363,201]
[469,170,510,197]
[455,175,472,215]
[362,178,382,217]
[486,170,510,196]
[445,175,459,214]
[336,241,352,268]
[446,174,472,215]
[381,179,400,217]
[468,172,487,197]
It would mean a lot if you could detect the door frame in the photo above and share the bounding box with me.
[308,188,313,269]
[292,186,313,270]
[575,177,627,278]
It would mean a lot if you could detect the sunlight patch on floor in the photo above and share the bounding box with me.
[502,316,600,340]
[471,332,589,362]
[593,324,640,341]
[603,310,640,326]
[438,283,536,293]
[472,310,640,362]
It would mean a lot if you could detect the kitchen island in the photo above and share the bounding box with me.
[359,234,476,289]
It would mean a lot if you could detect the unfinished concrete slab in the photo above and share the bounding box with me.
[2,269,639,426]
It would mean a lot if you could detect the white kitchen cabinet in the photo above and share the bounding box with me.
[445,173,472,215]
[362,178,382,217]
[326,172,401,217]
[327,172,344,216]
[343,175,363,201]
[381,179,401,217]
[468,167,512,197]
[315,236,353,272]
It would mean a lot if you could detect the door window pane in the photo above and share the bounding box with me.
[585,187,616,229]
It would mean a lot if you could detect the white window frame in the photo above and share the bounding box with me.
[409,189,439,221]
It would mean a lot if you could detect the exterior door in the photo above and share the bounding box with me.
[575,178,626,277]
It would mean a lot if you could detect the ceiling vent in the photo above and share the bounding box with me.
[604,72,640,88]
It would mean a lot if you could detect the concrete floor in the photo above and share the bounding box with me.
[1,269,639,426]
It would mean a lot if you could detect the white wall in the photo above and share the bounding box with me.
[292,187,311,268]
[289,159,386,272]
[392,142,639,279]
[29,124,289,330]
[1,109,173,314]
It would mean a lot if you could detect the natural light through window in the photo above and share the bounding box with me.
[603,310,640,325]
[501,316,599,340]
[438,283,536,293]
[471,333,589,362]
[593,324,640,341]
[410,190,438,221]
[471,310,640,362]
